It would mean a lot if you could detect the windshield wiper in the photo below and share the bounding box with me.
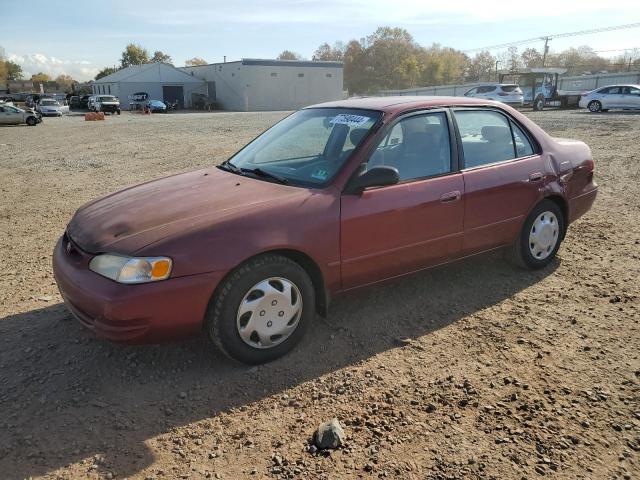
[217,160,242,174]
[241,167,290,185]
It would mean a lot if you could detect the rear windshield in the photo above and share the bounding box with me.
[500,85,522,93]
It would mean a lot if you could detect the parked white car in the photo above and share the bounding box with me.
[88,95,121,114]
[579,84,640,112]
[0,104,42,126]
[37,98,64,117]
[463,84,524,106]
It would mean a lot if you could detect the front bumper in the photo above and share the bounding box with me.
[100,104,120,112]
[52,235,225,343]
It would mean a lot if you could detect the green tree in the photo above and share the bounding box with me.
[4,61,23,81]
[95,66,117,80]
[31,72,51,83]
[312,42,344,61]
[151,50,173,64]
[185,57,207,66]
[277,50,302,61]
[120,43,149,68]
[343,39,369,94]
[468,51,496,82]
[521,48,543,68]
[55,74,76,92]
[366,27,421,90]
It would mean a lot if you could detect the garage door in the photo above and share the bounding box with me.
[162,86,184,108]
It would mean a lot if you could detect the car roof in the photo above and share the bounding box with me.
[306,95,498,113]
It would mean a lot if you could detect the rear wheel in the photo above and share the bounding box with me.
[205,254,315,364]
[588,100,602,113]
[510,200,564,269]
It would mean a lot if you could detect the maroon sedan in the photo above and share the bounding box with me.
[53,97,597,364]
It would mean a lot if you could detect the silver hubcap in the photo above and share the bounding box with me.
[236,277,303,349]
[589,102,599,112]
[529,211,559,260]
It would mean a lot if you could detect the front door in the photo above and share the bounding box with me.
[453,108,544,254]
[340,111,464,289]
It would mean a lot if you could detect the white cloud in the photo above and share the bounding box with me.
[8,53,99,82]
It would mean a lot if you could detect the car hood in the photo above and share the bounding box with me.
[67,167,304,254]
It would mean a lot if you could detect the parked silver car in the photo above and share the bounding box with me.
[37,98,63,117]
[0,104,42,126]
[579,84,640,112]
[463,84,524,106]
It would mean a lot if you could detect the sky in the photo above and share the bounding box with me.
[2,0,640,81]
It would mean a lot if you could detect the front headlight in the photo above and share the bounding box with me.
[89,254,172,284]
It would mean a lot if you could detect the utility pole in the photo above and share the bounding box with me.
[541,36,550,67]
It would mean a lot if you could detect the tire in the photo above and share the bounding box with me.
[26,116,37,126]
[533,96,545,111]
[117,110,121,115]
[205,254,315,364]
[588,100,602,113]
[510,200,564,270]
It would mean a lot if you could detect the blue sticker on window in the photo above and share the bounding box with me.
[311,169,329,181]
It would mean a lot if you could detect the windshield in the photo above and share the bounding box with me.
[227,108,381,187]
[41,100,58,106]
[99,96,117,102]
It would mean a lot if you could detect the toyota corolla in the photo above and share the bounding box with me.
[53,97,597,364]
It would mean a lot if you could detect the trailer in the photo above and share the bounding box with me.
[498,68,582,111]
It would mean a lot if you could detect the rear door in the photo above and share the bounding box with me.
[603,86,621,108]
[453,108,544,254]
[340,110,464,289]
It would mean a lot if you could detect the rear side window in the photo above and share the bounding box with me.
[500,85,521,93]
[455,110,515,168]
[510,121,534,157]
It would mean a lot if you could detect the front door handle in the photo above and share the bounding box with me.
[440,190,461,203]
[528,172,543,182]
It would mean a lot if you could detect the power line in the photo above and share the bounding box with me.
[464,22,640,53]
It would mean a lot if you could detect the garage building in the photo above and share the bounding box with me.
[91,63,207,110]
[181,59,344,111]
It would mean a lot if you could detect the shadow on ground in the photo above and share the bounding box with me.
[0,252,557,479]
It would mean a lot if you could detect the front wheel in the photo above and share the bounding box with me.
[205,254,315,364]
[510,200,564,269]
[26,116,37,126]
[588,100,602,113]
[533,96,545,111]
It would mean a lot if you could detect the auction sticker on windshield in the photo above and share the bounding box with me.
[330,114,371,127]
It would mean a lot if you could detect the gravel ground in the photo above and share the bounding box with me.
[0,109,638,480]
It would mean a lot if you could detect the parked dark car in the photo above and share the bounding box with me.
[146,99,167,113]
[53,97,597,364]
[79,94,92,109]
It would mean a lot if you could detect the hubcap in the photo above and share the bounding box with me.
[236,277,303,349]
[529,211,559,260]
[589,102,599,112]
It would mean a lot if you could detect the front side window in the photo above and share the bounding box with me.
[368,112,451,181]
[465,88,478,96]
[226,108,381,187]
[456,110,515,168]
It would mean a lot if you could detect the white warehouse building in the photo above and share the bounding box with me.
[181,59,344,111]
[91,63,208,110]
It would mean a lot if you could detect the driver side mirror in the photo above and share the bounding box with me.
[346,166,400,194]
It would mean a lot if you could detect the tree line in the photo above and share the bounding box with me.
[278,27,639,94]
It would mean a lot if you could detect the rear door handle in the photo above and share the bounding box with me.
[528,172,543,182]
[440,190,461,203]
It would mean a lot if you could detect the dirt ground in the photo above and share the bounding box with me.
[0,109,638,480]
